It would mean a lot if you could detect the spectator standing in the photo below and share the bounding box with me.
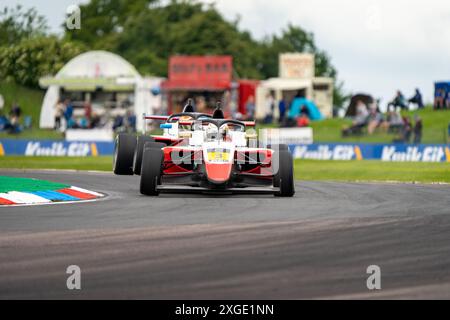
[84,101,92,124]
[264,92,275,124]
[278,97,287,123]
[195,96,206,113]
[54,99,65,130]
[409,88,424,109]
[113,114,124,132]
[63,99,74,122]
[245,95,255,120]
[434,89,445,110]
[126,109,136,132]
[413,115,423,144]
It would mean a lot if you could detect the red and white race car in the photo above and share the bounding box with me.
[113,102,294,197]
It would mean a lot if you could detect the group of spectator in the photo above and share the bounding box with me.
[245,93,279,123]
[245,91,310,127]
[342,99,423,143]
[54,98,137,133]
[387,89,424,111]
[54,99,102,131]
[0,99,25,134]
[435,89,450,110]
[112,109,136,133]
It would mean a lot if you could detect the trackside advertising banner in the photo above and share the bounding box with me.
[0,140,114,157]
[0,140,449,162]
[288,143,450,162]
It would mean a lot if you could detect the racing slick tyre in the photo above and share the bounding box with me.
[274,150,295,197]
[133,135,155,175]
[143,141,166,150]
[113,133,137,175]
[140,147,164,196]
[271,145,289,188]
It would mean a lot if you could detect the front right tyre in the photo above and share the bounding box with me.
[274,150,295,197]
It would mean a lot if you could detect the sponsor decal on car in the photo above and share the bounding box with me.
[207,148,230,162]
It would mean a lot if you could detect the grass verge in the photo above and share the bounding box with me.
[0,156,448,183]
[295,159,450,183]
[0,156,112,171]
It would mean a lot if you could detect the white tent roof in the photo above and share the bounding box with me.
[260,77,312,90]
[56,50,140,79]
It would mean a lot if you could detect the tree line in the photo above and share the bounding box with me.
[0,0,347,106]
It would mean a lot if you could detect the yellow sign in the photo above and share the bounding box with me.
[207,151,229,162]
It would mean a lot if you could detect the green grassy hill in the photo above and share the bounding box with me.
[310,107,449,144]
[0,81,63,139]
[256,107,449,144]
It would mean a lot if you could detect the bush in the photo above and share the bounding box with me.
[0,36,84,88]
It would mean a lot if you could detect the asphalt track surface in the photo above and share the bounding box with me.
[1,169,450,299]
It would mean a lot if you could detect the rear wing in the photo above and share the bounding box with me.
[142,113,255,133]
[143,115,169,121]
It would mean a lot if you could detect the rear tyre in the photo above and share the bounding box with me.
[140,147,163,196]
[113,133,136,175]
[274,150,295,197]
[133,135,155,175]
[144,141,166,150]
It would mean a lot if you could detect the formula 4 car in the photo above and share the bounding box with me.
[113,100,294,197]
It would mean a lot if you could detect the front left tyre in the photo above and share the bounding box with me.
[113,133,137,175]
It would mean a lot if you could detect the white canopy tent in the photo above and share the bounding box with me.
[39,50,162,133]
[255,77,334,119]
[255,78,312,119]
